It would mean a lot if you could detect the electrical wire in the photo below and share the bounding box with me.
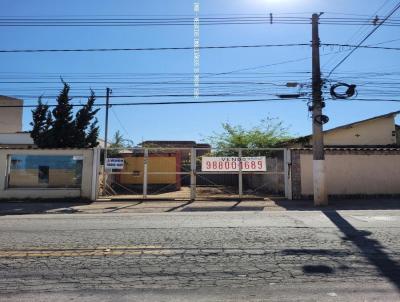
[0,97,309,108]
[329,82,357,99]
[0,15,400,27]
[327,1,400,77]
[0,43,309,53]
[322,43,400,51]
[1,42,400,54]
[2,97,400,108]
[338,0,393,46]
[110,107,132,140]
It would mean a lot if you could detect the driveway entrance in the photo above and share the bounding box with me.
[100,148,291,200]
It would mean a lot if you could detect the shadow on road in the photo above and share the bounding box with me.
[273,199,400,211]
[0,200,91,216]
[323,210,400,291]
[166,200,194,212]
[303,265,335,274]
[181,206,265,212]
[104,201,143,213]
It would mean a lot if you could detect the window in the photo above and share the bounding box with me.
[8,155,83,189]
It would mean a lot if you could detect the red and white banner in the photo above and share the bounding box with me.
[201,157,266,172]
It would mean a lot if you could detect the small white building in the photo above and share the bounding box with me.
[0,96,34,147]
[0,96,100,200]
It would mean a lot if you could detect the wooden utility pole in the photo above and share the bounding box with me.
[311,13,328,206]
[102,87,111,195]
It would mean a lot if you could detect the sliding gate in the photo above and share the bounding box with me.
[100,148,291,200]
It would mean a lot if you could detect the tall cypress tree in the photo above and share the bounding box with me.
[74,90,100,147]
[50,82,75,147]
[86,119,100,148]
[30,97,52,148]
[30,82,101,148]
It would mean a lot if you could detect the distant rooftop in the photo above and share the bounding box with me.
[283,111,400,146]
[140,140,211,148]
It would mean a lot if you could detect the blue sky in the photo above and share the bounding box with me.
[0,0,399,144]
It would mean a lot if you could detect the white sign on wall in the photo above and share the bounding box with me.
[105,158,124,170]
[201,156,266,172]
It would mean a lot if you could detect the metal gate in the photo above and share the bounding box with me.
[99,148,291,200]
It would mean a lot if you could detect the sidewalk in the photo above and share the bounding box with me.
[0,198,399,215]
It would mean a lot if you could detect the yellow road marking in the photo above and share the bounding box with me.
[0,245,175,258]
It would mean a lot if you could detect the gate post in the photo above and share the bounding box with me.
[91,147,101,201]
[143,148,148,199]
[190,148,196,201]
[238,148,243,199]
[284,149,292,200]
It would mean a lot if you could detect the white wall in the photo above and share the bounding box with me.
[300,153,400,195]
[0,96,23,133]
[0,133,34,146]
[0,148,100,200]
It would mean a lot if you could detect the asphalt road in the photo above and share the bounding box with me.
[0,210,400,301]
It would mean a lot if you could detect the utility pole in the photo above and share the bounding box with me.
[311,13,328,206]
[102,87,111,195]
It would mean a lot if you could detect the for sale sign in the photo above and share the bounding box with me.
[201,157,266,172]
[105,158,124,170]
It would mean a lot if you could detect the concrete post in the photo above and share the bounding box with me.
[238,148,243,199]
[190,148,196,201]
[284,149,293,200]
[311,13,328,206]
[143,148,148,199]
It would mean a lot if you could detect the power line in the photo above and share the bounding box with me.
[0,15,400,27]
[110,107,132,139]
[0,98,309,108]
[0,43,309,53]
[1,42,400,54]
[0,92,298,99]
[327,1,400,77]
[4,69,400,77]
[0,81,299,84]
[2,97,400,109]
[321,43,400,51]
[322,0,394,70]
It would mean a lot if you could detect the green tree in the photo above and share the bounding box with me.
[109,130,125,149]
[85,120,100,148]
[49,82,75,147]
[30,82,100,148]
[109,131,133,148]
[208,117,292,155]
[108,130,134,157]
[30,97,52,147]
[74,90,100,147]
